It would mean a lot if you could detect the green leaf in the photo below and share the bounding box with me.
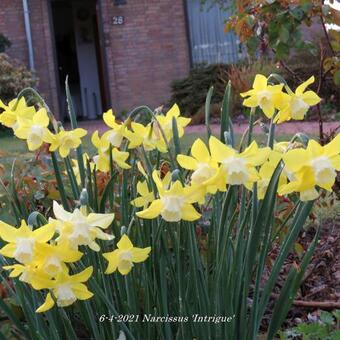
[65,78,86,189]
[0,297,26,335]
[220,81,234,146]
[171,116,181,156]
[247,36,260,55]
[320,311,334,326]
[205,86,214,139]
[276,42,290,59]
[296,322,327,339]
[333,70,340,86]
[266,228,320,340]
[290,8,304,20]
[332,310,340,322]
[279,25,290,43]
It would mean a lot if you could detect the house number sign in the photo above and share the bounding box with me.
[113,16,124,25]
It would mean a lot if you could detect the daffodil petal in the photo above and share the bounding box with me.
[36,293,55,313]
[136,200,163,219]
[177,155,198,170]
[117,234,133,250]
[131,246,151,263]
[103,250,119,274]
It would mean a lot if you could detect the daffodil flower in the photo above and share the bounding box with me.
[93,149,131,172]
[255,150,287,199]
[279,136,340,200]
[136,161,148,178]
[125,122,167,152]
[0,97,36,130]
[46,128,87,158]
[275,76,321,124]
[50,201,115,251]
[177,138,219,194]
[240,74,288,118]
[3,242,82,279]
[103,234,151,275]
[131,180,155,208]
[154,104,191,141]
[35,266,94,313]
[102,109,129,147]
[3,263,52,286]
[0,220,55,264]
[34,242,83,277]
[136,171,202,222]
[207,136,270,190]
[14,108,53,151]
[92,131,131,171]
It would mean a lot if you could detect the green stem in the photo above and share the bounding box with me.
[51,152,70,211]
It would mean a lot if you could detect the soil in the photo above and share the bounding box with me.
[261,211,340,331]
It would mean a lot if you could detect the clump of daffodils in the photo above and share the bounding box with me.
[241,74,321,123]
[0,72,339,322]
[0,203,151,312]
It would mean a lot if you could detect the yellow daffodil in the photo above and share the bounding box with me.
[136,161,148,178]
[207,136,270,190]
[136,171,202,222]
[91,130,110,153]
[92,131,131,171]
[35,266,94,312]
[0,97,36,130]
[154,104,191,141]
[34,242,83,277]
[3,242,81,280]
[275,76,321,124]
[93,149,131,172]
[47,128,87,158]
[14,108,53,151]
[0,220,55,264]
[240,74,288,118]
[131,180,155,208]
[103,234,151,275]
[255,151,287,199]
[125,122,167,152]
[177,138,219,194]
[2,263,52,285]
[50,201,115,251]
[279,135,340,200]
[279,166,319,201]
[102,109,129,147]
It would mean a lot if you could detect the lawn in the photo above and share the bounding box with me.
[0,129,296,171]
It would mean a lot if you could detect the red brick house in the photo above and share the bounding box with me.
[0,0,242,120]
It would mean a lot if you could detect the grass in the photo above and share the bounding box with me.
[0,129,300,171]
[0,131,296,171]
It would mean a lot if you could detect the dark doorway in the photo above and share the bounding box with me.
[50,0,107,121]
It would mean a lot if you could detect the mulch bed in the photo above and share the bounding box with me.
[262,212,340,331]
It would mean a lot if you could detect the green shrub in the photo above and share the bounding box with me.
[0,53,37,102]
[280,310,340,340]
[0,33,11,53]
[0,53,37,134]
[169,63,230,117]
[170,52,339,121]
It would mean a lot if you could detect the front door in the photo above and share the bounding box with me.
[51,0,103,120]
[72,0,102,119]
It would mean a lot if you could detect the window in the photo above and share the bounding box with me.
[186,0,245,65]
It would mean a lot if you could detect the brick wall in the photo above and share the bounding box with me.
[1,0,190,118]
[96,0,190,112]
[0,0,59,113]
